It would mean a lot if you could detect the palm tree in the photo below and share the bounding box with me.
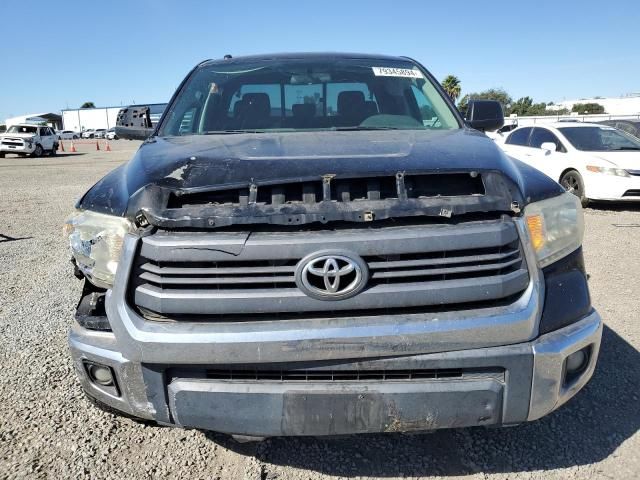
[441,75,461,103]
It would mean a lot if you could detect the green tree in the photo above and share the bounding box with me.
[510,97,549,116]
[458,88,512,116]
[441,75,461,103]
[572,102,605,114]
[81,102,95,109]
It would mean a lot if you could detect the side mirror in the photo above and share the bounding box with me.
[540,142,557,154]
[465,100,505,132]
[115,106,154,140]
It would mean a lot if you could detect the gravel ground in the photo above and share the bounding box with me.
[1,142,639,479]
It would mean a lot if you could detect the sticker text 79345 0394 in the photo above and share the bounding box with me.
[371,67,423,78]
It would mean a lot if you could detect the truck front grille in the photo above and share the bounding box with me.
[130,218,530,319]
[1,138,24,146]
[205,368,464,381]
[136,244,522,290]
[167,366,505,382]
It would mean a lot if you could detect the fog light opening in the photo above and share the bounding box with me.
[563,346,592,386]
[84,361,117,390]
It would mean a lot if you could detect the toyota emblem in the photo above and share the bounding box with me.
[295,251,368,300]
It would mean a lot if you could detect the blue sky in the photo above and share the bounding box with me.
[0,0,638,120]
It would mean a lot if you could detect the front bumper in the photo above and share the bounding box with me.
[584,171,640,201]
[0,142,35,154]
[68,310,602,436]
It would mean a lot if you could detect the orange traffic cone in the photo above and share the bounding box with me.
[59,141,65,152]
[96,140,100,151]
[105,141,111,152]
[70,142,77,153]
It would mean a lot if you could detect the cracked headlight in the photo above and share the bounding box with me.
[63,210,134,288]
[524,192,584,268]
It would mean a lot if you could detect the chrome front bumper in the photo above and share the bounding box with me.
[68,311,602,435]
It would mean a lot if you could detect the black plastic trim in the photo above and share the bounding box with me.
[75,280,111,331]
[539,248,591,335]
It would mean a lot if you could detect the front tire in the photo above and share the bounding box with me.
[50,144,58,156]
[560,170,588,207]
[32,144,44,157]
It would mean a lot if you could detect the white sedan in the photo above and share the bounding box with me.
[498,122,640,205]
[55,130,79,140]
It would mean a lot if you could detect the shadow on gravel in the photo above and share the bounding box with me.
[0,233,33,243]
[587,201,640,213]
[208,325,639,477]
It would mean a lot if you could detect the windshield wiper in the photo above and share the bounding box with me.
[332,126,401,131]
[203,129,266,135]
[613,146,640,151]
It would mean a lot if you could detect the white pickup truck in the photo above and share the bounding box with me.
[0,124,59,157]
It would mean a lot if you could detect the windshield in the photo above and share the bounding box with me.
[7,125,37,134]
[158,57,460,136]
[559,126,640,151]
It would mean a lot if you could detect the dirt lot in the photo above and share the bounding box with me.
[1,141,639,479]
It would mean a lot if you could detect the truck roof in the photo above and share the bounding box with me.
[200,52,412,66]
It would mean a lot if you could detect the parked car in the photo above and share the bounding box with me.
[105,128,118,140]
[0,124,59,157]
[64,52,601,440]
[81,129,96,139]
[56,130,79,140]
[93,129,107,139]
[485,117,518,142]
[499,122,640,205]
[597,119,640,139]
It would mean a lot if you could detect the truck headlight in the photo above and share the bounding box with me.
[524,192,584,268]
[63,210,134,289]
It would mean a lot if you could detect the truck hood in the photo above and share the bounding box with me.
[0,132,36,139]
[78,128,564,220]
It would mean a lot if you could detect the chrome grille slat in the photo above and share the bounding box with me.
[370,257,522,280]
[367,249,520,270]
[139,262,296,275]
[139,271,296,286]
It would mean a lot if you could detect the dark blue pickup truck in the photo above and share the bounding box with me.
[64,52,601,440]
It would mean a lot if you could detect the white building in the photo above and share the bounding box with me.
[61,103,166,133]
[61,106,123,133]
[5,112,62,129]
[549,94,640,115]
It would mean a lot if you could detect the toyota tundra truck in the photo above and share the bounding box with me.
[64,53,602,439]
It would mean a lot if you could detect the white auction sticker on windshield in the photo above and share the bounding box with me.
[372,67,423,78]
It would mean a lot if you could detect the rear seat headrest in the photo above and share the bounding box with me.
[338,91,366,115]
[242,93,271,117]
[292,103,316,119]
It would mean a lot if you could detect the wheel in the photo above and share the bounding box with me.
[0,152,5,158]
[73,135,78,139]
[114,135,119,140]
[50,144,58,156]
[560,170,588,207]
[32,144,44,157]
